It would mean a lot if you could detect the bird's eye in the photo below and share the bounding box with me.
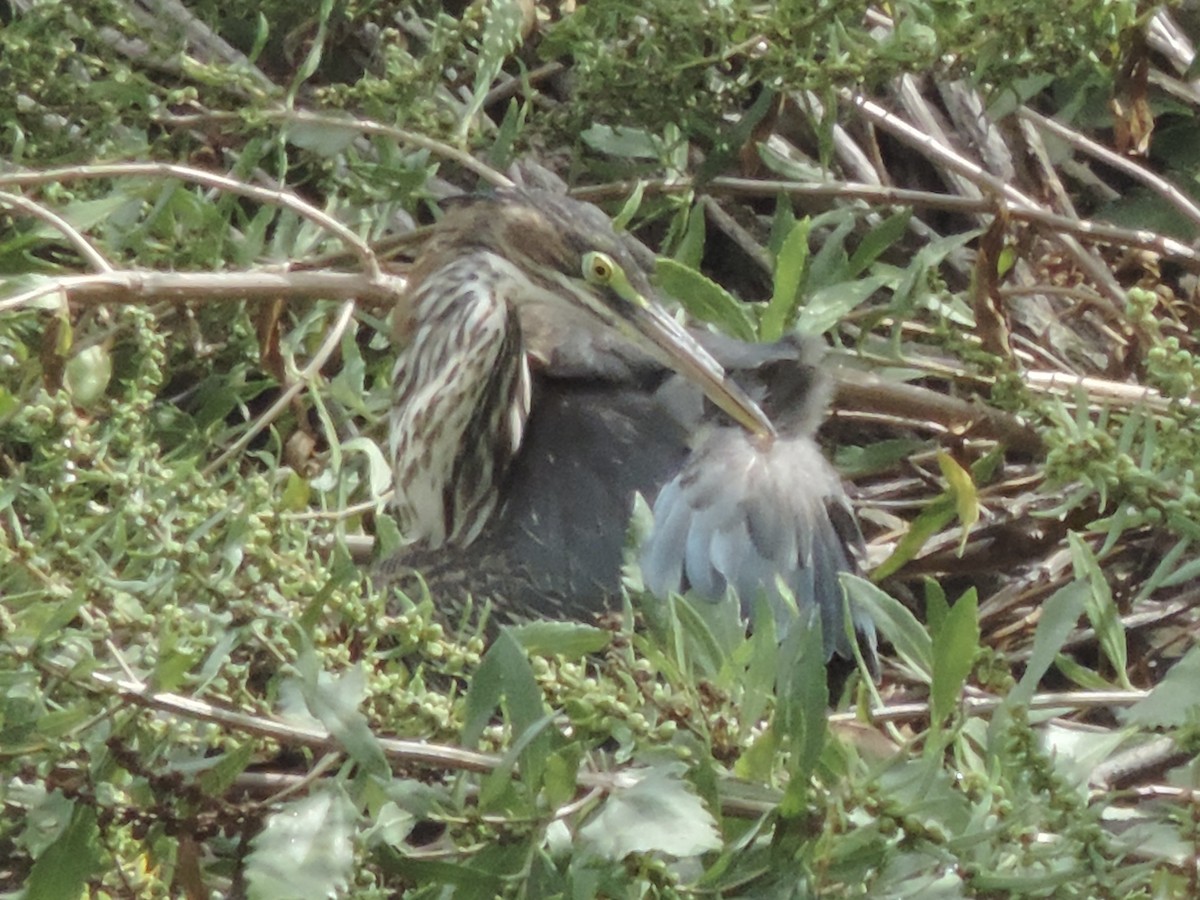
[582,251,615,285]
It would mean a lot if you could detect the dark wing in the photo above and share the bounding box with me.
[379,370,694,623]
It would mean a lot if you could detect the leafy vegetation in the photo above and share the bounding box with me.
[2,0,1200,896]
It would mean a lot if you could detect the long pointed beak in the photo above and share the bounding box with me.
[629,303,777,441]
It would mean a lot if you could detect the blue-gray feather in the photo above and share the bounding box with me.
[639,340,877,666]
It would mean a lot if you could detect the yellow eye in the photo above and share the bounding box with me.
[582,251,615,285]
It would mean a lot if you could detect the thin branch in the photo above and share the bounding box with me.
[203,298,359,476]
[1025,370,1194,413]
[0,190,114,273]
[0,162,382,278]
[1019,107,1200,231]
[831,366,1045,456]
[571,177,1200,270]
[845,91,1126,306]
[0,269,403,314]
[156,109,515,190]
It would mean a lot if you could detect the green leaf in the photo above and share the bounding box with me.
[930,589,980,727]
[17,788,76,858]
[578,765,721,860]
[610,181,646,231]
[872,494,956,581]
[844,576,933,680]
[372,849,504,894]
[695,86,777,182]
[281,470,310,511]
[341,436,394,499]
[289,0,334,93]
[1010,579,1089,706]
[294,661,389,778]
[26,804,100,900]
[937,451,980,554]
[286,118,359,156]
[457,0,525,142]
[1069,533,1132,689]
[198,742,256,797]
[655,258,757,341]
[796,272,895,336]
[734,727,779,782]
[673,199,706,269]
[245,787,356,900]
[506,620,611,657]
[761,218,810,341]
[580,124,661,159]
[1123,647,1200,727]
[776,612,828,815]
[542,743,583,810]
[847,209,911,276]
[734,595,780,739]
[463,630,553,795]
[924,578,949,639]
[487,99,527,169]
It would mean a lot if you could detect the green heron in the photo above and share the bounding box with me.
[378,188,875,663]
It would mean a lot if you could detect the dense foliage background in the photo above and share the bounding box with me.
[3,0,1200,896]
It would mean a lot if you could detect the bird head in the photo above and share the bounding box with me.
[407,189,777,441]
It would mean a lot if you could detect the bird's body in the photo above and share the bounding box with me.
[380,188,874,663]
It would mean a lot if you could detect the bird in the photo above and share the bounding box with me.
[376,187,876,664]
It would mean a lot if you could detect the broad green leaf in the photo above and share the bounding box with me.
[930,589,980,727]
[761,218,810,341]
[246,787,356,900]
[294,661,389,778]
[805,213,856,286]
[578,765,721,860]
[937,451,980,555]
[767,192,798,259]
[872,494,956,581]
[844,576,933,680]
[847,209,912,276]
[673,199,706,269]
[199,741,256,797]
[17,787,75,858]
[1070,533,1132,689]
[281,470,310,511]
[755,140,825,181]
[735,595,780,739]
[286,118,359,156]
[655,258,756,341]
[580,124,660,159]
[543,743,583,810]
[1010,579,1089,706]
[34,704,91,740]
[26,804,100,900]
[479,710,558,810]
[1123,647,1200,727]
[464,630,553,795]
[372,849,505,894]
[797,272,894,336]
[776,612,828,815]
[924,578,949,639]
[836,437,929,477]
[734,727,779,782]
[506,620,611,657]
